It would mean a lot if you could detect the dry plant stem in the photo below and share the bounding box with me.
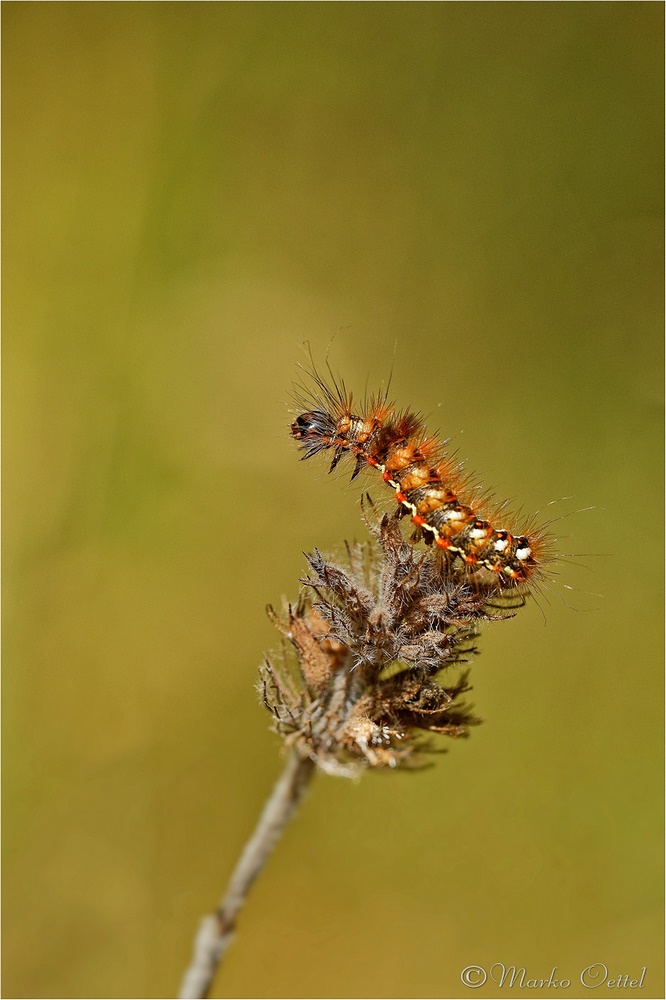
[178,751,316,1000]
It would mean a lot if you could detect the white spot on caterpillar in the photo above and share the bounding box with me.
[469,526,489,539]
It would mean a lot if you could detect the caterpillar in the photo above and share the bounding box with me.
[290,368,551,587]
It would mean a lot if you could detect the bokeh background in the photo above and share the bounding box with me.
[3,4,663,999]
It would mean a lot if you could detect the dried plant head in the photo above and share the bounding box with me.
[260,510,522,776]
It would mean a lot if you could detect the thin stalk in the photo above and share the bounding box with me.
[178,752,316,1000]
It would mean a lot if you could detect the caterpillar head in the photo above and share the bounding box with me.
[291,410,337,445]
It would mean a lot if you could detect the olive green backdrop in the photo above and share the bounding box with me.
[3,4,663,999]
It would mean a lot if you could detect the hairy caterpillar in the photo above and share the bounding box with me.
[290,368,551,587]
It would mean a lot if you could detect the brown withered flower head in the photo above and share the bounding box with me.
[260,509,521,776]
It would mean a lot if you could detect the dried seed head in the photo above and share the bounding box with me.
[260,513,520,775]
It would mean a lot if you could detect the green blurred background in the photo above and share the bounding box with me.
[3,4,663,998]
